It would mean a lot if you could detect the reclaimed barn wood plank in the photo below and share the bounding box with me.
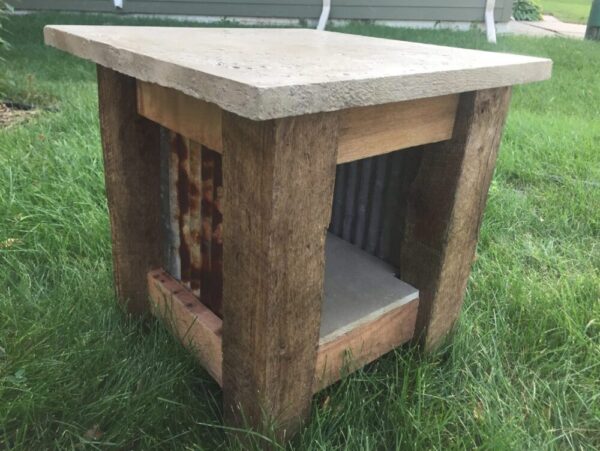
[148,269,223,385]
[147,234,419,394]
[315,300,418,392]
[97,66,162,315]
[336,95,459,163]
[221,111,339,437]
[137,80,222,151]
[136,81,461,163]
[399,87,512,350]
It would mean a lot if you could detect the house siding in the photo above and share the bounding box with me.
[16,0,514,23]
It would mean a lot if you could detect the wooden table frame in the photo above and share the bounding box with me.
[97,65,511,438]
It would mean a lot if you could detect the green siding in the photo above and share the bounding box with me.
[15,0,515,23]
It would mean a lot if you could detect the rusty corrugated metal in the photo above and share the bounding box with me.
[162,127,423,317]
[200,148,214,311]
[199,147,224,317]
[160,130,223,317]
[167,131,181,279]
[159,126,173,273]
[189,141,203,297]
[174,133,192,288]
[211,149,223,317]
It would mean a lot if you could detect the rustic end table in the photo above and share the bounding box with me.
[45,26,551,438]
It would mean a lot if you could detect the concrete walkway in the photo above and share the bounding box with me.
[501,15,587,39]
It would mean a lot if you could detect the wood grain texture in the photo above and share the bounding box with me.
[148,269,223,385]
[137,80,222,152]
[314,297,418,392]
[147,256,419,396]
[221,111,339,438]
[136,81,458,163]
[337,94,458,163]
[97,66,162,315]
[399,87,512,350]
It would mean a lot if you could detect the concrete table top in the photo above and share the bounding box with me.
[44,26,552,120]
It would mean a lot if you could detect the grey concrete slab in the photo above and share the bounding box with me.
[320,233,418,344]
[501,15,586,39]
[44,26,552,120]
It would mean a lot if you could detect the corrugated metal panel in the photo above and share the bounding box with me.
[328,147,422,270]
[17,0,513,23]
[159,127,223,317]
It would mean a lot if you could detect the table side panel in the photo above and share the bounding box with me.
[136,80,458,162]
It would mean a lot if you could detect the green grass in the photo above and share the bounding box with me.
[1,13,599,450]
[540,0,593,23]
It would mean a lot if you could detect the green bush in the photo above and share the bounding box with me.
[0,2,11,50]
[513,0,543,21]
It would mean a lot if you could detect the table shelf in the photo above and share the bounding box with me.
[148,233,418,391]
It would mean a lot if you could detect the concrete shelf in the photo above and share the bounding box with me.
[148,233,419,392]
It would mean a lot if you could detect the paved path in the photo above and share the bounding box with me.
[501,15,587,39]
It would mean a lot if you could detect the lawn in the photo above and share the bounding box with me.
[1,13,599,450]
[541,0,593,23]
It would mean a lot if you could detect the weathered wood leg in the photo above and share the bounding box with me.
[400,87,512,350]
[97,66,162,315]
[221,112,339,438]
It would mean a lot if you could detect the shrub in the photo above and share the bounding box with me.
[513,0,543,21]
[0,1,11,52]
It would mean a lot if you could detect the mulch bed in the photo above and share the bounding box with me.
[0,101,38,128]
